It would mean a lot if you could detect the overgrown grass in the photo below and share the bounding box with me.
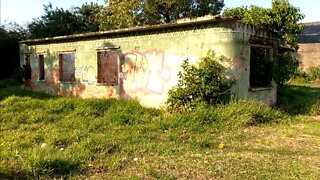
[0,80,319,179]
[277,84,320,115]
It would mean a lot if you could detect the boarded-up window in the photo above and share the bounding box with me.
[250,46,273,88]
[97,51,119,84]
[58,52,76,82]
[38,54,45,80]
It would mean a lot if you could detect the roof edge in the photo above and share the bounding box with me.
[20,16,240,44]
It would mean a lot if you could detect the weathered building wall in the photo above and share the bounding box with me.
[295,43,320,71]
[20,20,278,107]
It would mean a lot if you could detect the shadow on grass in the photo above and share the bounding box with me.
[0,86,54,101]
[0,159,83,179]
[277,84,320,115]
[0,171,29,180]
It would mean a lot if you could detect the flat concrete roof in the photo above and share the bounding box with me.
[20,16,240,45]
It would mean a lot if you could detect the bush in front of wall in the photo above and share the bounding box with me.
[166,50,234,112]
[273,52,299,85]
[14,64,32,84]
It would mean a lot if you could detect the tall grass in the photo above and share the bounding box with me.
[0,81,319,178]
[277,84,320,115]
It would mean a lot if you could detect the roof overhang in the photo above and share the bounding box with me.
[20,16,240,45]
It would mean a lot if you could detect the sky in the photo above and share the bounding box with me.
[0,0,319,27]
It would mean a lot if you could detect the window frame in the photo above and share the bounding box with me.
[38,54,45,81]
[96,49,120,86]
[58,51,76,83]
[24,53,32,80]
[249,44,274,90]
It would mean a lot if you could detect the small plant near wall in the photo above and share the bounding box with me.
[166,50,235,112]
[15,64,32,84]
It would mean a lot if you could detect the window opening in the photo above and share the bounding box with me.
[250,46,273,88]
[58,52,76,82]
[38,54,45,80]
[25,54,32,80]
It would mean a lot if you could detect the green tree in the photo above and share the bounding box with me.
[223,0,304,49]
[28,3,101,39]
[28,3,82,38]
[190,0,225,17]
[141,0,189,24]
[268,0,304,49]
[223,0,304,85]
[99,0,225,29]
[74,2,103,32]
[0,27,21,78]
[99,0,142,30]
[273,51,299,85]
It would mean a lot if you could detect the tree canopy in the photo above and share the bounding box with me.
[223,0,304,49]
[99,0,225,29]
[28,3,102,39]
[0,26,22,78]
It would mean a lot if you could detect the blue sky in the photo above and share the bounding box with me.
[0,0,318,26]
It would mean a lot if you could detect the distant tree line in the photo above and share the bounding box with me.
[0,0,304,82]
[28,0,225,38]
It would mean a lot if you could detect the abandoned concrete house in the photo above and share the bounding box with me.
[295,21,320,71]
[20,16,279,107]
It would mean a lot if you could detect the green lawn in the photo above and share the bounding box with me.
[0,81,319,179]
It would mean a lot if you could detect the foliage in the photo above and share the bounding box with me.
[166,50,234,112]
[306,66,320,82]
[290,66,320,85]
[14,64,32,84]
[273,52,299,85]
[223,0,304,84]
[223,0,304,49]
[28,3,102,39]
[0,27,22,78]
[141,0,224,24]
[268,0,305,49]
[99,0,224,29]
[1,84,320,178]
[3,22,29,40]
[99,0,143,30]
[74,2,103,33]
[223,6,270,27]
